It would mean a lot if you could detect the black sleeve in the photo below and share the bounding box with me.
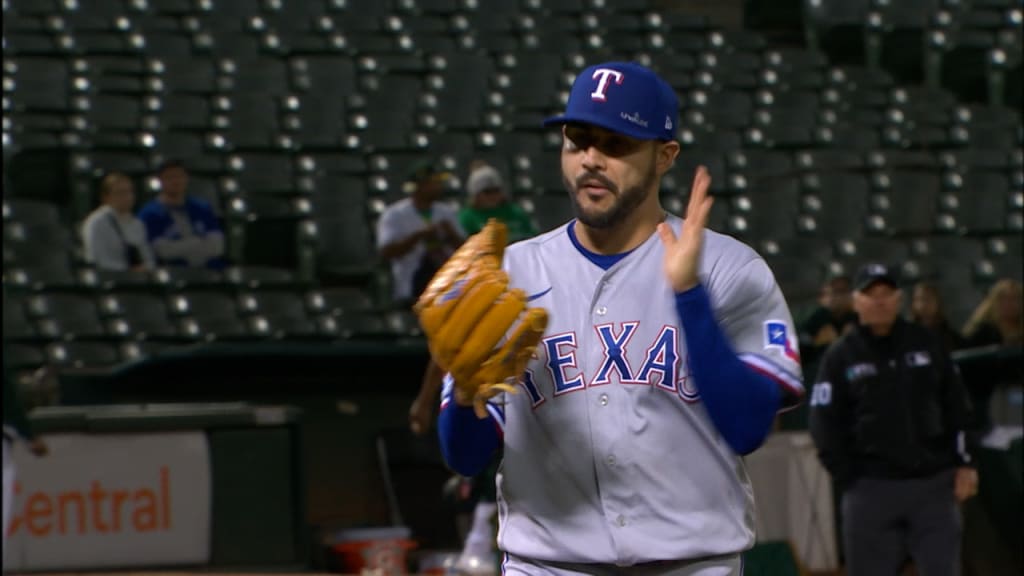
[808,344,851,482]
[938,341,976,467]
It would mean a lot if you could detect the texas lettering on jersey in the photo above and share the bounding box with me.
[516,324,699,408]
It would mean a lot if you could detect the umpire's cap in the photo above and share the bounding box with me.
[854,263,899,292]
[543,61,679,141]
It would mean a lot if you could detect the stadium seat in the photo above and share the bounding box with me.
[689,90,754,131]
[803,0,873,65]
[940,144,1018,172]
[45,341,121,368]
[97,291,179,340]
[81,94,145,131]
[118,340,178,363]
[800,171,873,239]
[152,94,212,130]
[872,0,943,84]
[837,235,912,265]
[764,254,829,302]
[285,94,347,147]
[5,57,70,110]
[726,150,794,180]
[27,292,108,340]
[228,151,294,196]
[306,287,376,316]
[313,176,377,278]
[236,287,337,339]
[334,310,394,339]
[5,343,47,370]
[152,267,224,290]
[223,266,299,289]
[94,269,160,290]
[176,313,253,341]
[866,149,940,170]
[3,292,38,341]
[3,263,87,292]
[237,288,307,319]
[3,198,63,227]
[288,54,357,97]
[870,169,950,236]
[728,177,802,239]
[816,124,881,150]
[953,171,1018,234]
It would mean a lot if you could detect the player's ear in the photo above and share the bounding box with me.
[655,140,680,175]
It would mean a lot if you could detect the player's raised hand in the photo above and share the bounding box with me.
[656,166,713,293]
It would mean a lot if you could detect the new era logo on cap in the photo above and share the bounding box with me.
[544,61,679,141]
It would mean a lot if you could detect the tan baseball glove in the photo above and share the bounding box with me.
[414,220,549,418]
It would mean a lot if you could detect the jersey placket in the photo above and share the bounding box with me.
[585,271,635,560]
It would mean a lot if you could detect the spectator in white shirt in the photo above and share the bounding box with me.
[377,161,465,306]
[81,172,156,272]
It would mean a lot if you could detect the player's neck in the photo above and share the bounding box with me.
[575,198,664,254]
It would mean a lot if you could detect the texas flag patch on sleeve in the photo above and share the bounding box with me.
[764,320,801,364]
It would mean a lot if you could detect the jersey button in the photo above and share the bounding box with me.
[596,305,607,316]
[606,455,616,467]
[616,515,626,527]
[599,394,609,406]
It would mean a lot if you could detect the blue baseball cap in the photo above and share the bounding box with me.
[543,61,679,141]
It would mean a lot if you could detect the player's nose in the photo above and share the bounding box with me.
[579,144,607,170]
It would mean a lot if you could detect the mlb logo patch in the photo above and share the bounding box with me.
[846,362,877,381]
[764,320,800,363]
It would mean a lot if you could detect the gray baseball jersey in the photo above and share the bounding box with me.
[488,215,804,566]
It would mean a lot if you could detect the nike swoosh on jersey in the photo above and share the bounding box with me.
[526,287,552,302]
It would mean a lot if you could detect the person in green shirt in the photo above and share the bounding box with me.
[458,162,537,242]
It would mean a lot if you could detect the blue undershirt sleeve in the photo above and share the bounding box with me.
[676,284,781,454]
[437,386,501,476]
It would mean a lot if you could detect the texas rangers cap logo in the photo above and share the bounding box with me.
[590,68,624,102]
[541,61,679,142]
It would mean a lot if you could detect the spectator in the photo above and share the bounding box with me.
[138,160,226,269]
[799,275,857,364]
[963,279,1023,346]
[960,279,1023,431]
[458,161,537,242]
[809,263,977,576]
[909,281,965,352]
[81,172,156,272]
[377,161,464,306]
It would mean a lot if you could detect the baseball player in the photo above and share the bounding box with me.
[416,62,804,575]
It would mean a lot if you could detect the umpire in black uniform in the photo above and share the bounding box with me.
[809,263,978,576]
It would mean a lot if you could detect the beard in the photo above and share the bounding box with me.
[563,159,658,230]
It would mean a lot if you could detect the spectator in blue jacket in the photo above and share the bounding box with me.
[138,160,226,269]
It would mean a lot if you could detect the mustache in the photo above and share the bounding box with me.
[575,172,618,194]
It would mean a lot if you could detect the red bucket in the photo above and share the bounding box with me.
[330,526,417,575]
